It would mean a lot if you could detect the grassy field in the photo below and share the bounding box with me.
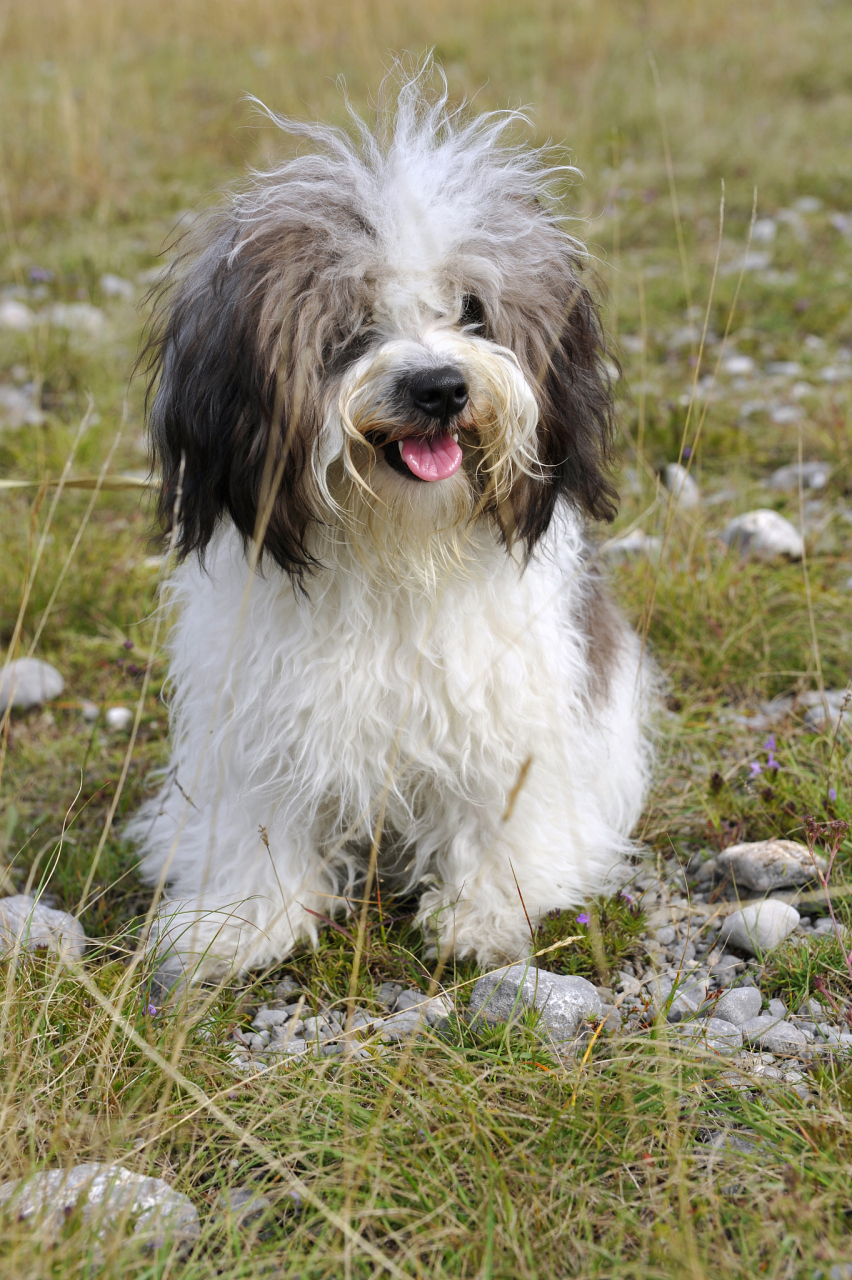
[1,0,852,1275]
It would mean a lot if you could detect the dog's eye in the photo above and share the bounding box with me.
[460,294,485,330]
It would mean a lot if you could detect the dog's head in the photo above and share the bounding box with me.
[145,61,617,585]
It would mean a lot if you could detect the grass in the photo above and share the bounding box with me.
[1,0,852,1274]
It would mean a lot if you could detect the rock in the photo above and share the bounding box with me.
[47,302,107,336]
[377,981,402,1009]
[708,951,745,981]
[274,977,302,1000]
[0,896,85,960]
[99,273,135,301]
[80,700,100,722]
[0,1163,200,1250]
[721,354,756,375]
[302,1015,341,1043]
[768,998,787,1018]
[718,900,800,956]
[0,299,36,331]
[601,529,661,558]
[676,1018,743,1054]
[0,383,45,428]
[714,987,762,1026]
[761,1022,810,1055]
[768,460,831,491]
[716,839,824,891]
[740,1014,786,1045]
[468,964,603,1043]
[252,1007,302,1031]
[800,690,850,734]
[663,462,701,510]
[655,925,677,946]
[703,1129,758,1154]
[213,1186,271,1229]
[0,658,64,712]
[105,706,133,730]
[377,1011,426,1042]
[394,989,454,1025]
[721,509,804,560]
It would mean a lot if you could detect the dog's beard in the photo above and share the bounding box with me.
[316,336,540,588]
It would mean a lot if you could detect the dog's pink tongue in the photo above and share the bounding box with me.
[399,434,463,482]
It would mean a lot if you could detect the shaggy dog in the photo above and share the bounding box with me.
[128,63,652,990]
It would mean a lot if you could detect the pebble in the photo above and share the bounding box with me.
[718,900,800,957]
[105,706,134,730]
[768,460,831,491]
[80,700,100,722]
[676,1018,743,1053]
[716,839,824,891]
[47,302,107,336]
[0,299,36,331]
[99,273,135,301]
[600,529,661,558]
[0,895,85,960]
[212,1186,271,1229]
[714,987,762,1026]
[0,658,64,712]
[721,509,804,560]
[721,354,755,375]
[0,383,45,428]
[800,690,850,734]
[468,964,602,1043]
[0,1163,200,1250]
[663,462,701,510]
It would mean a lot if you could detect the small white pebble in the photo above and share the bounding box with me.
[105,706,133,731]
[80,700,100,722]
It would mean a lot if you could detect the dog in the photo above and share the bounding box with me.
[128,61,652,990]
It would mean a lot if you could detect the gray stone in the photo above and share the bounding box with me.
[394,989,454,1025]
[721,509,804,560]
[716,839,824,891]
[252,1007,301,1031]
[377,1011,424,1042]
[0,658,64,712]
[99,273,135,301]
[0,382,44,427]
[768,998,787,1018]
[0,895,85,960]
[714,987,762,1026]
[48,302,107,336]
[273,977,302,1000]
[740,1015,784,1045]
[0,299,35,331]
[718,900,800,956]
[0,1163,200,1250]
[655,926,677,945]
[663,462,701,510]
[377,981,402,1009]
[468,963,603,1043]
[302,1015,340,1043]
[768,460,830,491]
[761,1022,810,1055]
[704,1129,758,1154]
[213,1186,271,1229]
[676,1018,743,1053]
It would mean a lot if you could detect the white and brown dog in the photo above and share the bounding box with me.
[129,62,652,990]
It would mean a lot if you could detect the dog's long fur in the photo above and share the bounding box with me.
[128,61,652,986]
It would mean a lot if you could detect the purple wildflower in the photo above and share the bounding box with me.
[576,912,590,925]
[28,266,54,283]
[749,761,762,777]
[620,891,635,904]
[147,1003,158,1017]
[829,788,837,802]
[682,445,692,459]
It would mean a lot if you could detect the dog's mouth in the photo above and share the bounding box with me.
[366,431,464,483]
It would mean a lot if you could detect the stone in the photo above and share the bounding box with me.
[0,299,36,331]
[213,1186,271,1229]
[721,354,755,375]
[768,998,787,1018]
[601,529,661,558]
[99,273,135,301]
[768,460,831,491]
[377,1011,425,1042]
[800,690,850,735]
[655,926,677,945]
[716,839,824,891]
[739,1014,786,1045]
[663,462,701,510]
[761,1022,810,1055]
[274,977,302,1000]
[80,700,100,722]
[708,951,745,981]
[0,895,85,960]
[718,900,800,956]
[721,509,804,560]
[0,658,64,712]
[302,1015,340,1043]
[105,706,133,731]
[0,1163,200,1250]
[714,987,762,1026]
[252,1007,301,1031]
[394,989,454,1025]
[0,383,44,428]
[676,1018,743,1053]
[48,302,107,336]
[468,964,603,1043]
[377,981,402,1009]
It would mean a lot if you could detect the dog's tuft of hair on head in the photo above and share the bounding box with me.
[142,54,618,585]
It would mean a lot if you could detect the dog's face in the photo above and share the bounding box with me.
[145,66,618,583]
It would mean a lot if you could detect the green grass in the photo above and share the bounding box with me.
[2,0,852,1274]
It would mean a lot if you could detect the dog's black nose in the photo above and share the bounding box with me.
[408,366,469,423]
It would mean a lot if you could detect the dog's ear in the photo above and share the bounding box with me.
[509,270,618,553]
[142,225,320,580]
